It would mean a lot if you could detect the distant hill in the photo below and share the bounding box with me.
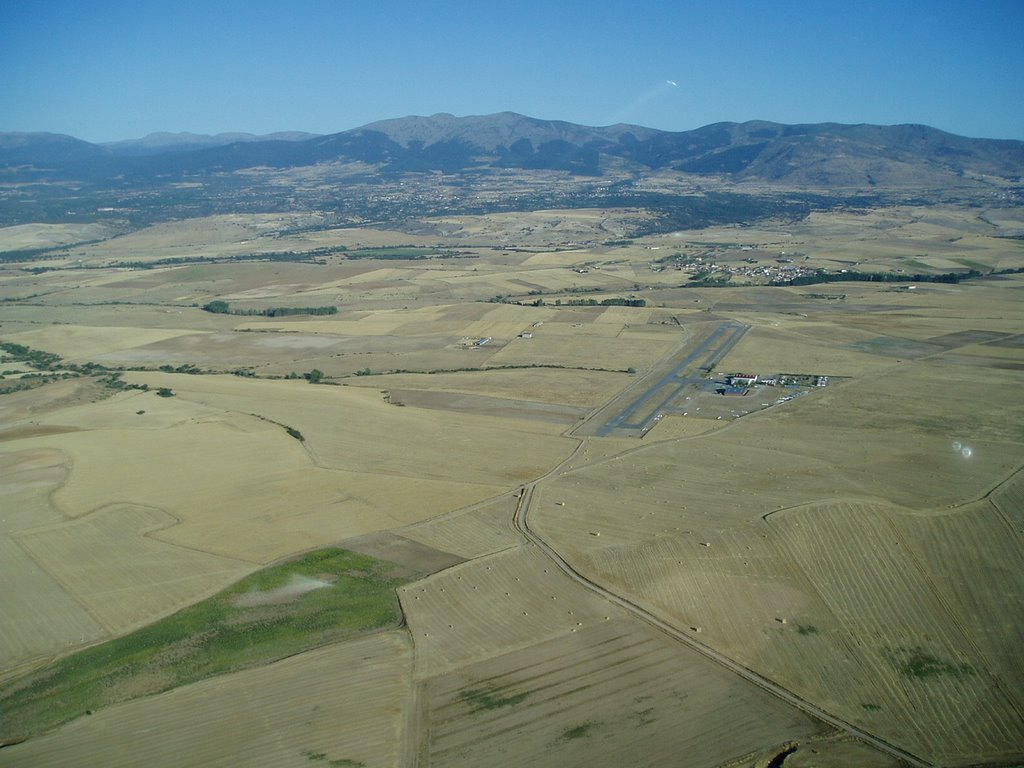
[1,113,1021,189]
[0,132,112,166]
[101,131,321,156]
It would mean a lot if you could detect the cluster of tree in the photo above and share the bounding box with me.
[771,269,982,287]
[0,377,66,394]
[63,247,346,272]
[557,297,647,307]
[98,372,149,392]
[202,301,337,317]
[284,369,328,383]
[0,342,63,370]
[344,246,440,260]
[158,363,203,374]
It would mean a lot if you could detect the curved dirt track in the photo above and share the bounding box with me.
[513,481,934,768]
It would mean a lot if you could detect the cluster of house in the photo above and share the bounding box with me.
[722,372,829,392]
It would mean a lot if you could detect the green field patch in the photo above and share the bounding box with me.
[885,646,975,680]
[847,336,945,359]
[0,548,409,741]
[558,720,602,741]
[346,247,441,260]
[461,686,531,712]
[302,750,365,767]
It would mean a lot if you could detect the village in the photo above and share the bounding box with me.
[649,250,823,284]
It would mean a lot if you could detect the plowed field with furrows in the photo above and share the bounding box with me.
[14,504,252,633]
[401,546,626,678]
[400,495,520,560]
[426,620,827,768]
[889,499,1024,718]
[0,632,412,768]
[767,500,1024,764]
[991,467,1024,533]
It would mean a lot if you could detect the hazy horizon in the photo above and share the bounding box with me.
[3,0,1022,143]
[11,109,1024,147]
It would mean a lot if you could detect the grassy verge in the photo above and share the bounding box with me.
[346,247,439,260]
[0,548,408,741]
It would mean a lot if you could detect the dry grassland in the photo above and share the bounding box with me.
[426,619,827,768]
[0,379,108,429]
[765,501,1024,764]
[0,449,105,669]
[400,495,520,560]
[592,305,652,325]
[992,468,1024,532]
[0,448,68,529]
[438,266,618,296]
[0,222,113,252]
[0,445,240,671]
[518,249,598,267]
[776,737,906,768]
[483,320,677,371]
[5,326,205,361]
[400,545,629,678]
[348,367,630,408]
[14,504,253,633]
[49,213,321,266]
[525,279,1023,763]
[416,208,649,248]
[636,206,1024,277]
[0,536,106,673]
[2,206,1023,766]
[539,490,1024,764]
[640,414,723,441]
[889,496,1024,717]
[0,632,413,768]
[124,372,574,486]
[720,322,899,377]
[234,314,415,336]
[458,302,553,338]
[34,415,500,563]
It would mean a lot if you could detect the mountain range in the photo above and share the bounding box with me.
[2,112,1022,191]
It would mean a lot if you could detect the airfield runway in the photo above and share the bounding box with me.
[578,321,749,438]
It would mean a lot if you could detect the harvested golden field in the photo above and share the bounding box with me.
[400,494,520,560]
[992,467,1024,532]
[425,619,828,768]
[0,632,413,768]
[765,500,1024,764]
[32,404,505,562]
[121,372,574,486]
[348,367,630,408]
[2,204,1023,767]
[0,222,114,252]
[5,326,205,361]
[0,536,105,672]
[0,449,102,669]
[483,320,676,371]
[539,488,1024,765]
[720,321,898,377]
[14,504,253,633]
[400,545,629,677]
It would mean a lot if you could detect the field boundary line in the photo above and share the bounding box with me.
[878,506,1024,727]
[8,535,115,634]
[513,483,935,768]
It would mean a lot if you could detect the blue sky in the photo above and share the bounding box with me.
[3,0,1022,142]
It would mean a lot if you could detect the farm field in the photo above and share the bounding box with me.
[0,205,1022,766]
[424,619,828,768]
[0,632,414,768]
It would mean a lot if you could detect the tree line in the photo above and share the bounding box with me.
[202,301,337,317]
[771,269,982,287]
